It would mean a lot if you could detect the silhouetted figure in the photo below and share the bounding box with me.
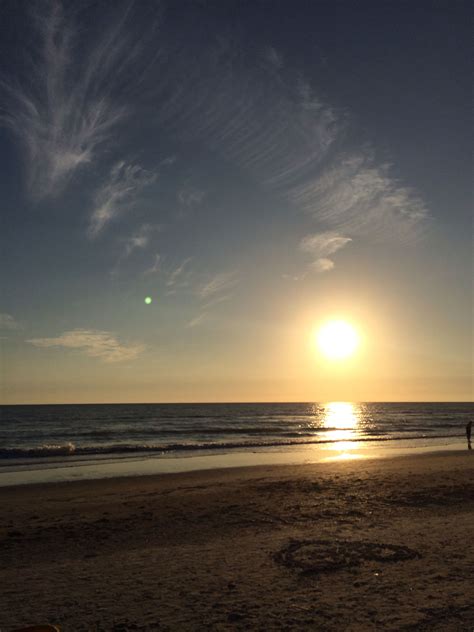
[466,420,472,450]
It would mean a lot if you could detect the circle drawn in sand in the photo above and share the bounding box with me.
[274,539,421,575]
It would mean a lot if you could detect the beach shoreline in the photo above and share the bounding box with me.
[1,451,473,630]
[2,402,471,490]
[0,435,468,488]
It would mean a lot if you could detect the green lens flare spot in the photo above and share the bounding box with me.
[144,296,152,305]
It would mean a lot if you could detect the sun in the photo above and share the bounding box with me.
[317,320,359,360]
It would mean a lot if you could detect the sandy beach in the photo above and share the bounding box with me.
[1,452,473,631]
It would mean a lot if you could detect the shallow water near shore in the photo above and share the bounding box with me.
[0,435,469,487]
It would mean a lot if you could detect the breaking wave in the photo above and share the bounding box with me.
[0,433,463,460]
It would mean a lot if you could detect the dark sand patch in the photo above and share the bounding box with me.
[274,538,421,576]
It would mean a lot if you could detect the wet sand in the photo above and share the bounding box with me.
[1,452,473,631]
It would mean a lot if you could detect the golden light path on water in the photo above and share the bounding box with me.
[320,402,367,461]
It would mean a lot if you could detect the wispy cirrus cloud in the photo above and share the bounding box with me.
[298,231,352,274]
[166,258,193,289]
[300,232,352,257]
[290,153,429,243]
[198,271,238,300]
[186,272,238,327]
[201,293,232,311]
[123,224,159,257]
[0,1,158,200]
[144,253,161,275]
[185,312,209,328]
[27,329,144,363]
[155,37,428,248]
[158,51,340,194]
[310,258,335,273]
[110,224,160,277]
[178,184,206,210]
[89,162,157,237]
[2,3,430,290]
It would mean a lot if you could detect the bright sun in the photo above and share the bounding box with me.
[317,320,359,360]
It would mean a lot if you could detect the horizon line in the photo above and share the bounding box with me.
[1,400,473,406]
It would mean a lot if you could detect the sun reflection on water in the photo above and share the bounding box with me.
[322,402,363,459]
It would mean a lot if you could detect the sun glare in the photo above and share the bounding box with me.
[317,320,359,360]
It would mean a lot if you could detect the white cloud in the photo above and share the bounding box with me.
[89,162,157,237]
[201,293,231,310]
[0,1,156,199]
[125,235,148,256]
[198,271,238,300]
[310,258,334,272]
[299,231,351,273]
[124,224,160,257]
[300,232,352,257]
[144,253,161,275]
[166,258,193,288]
[154,40,428,245]
[160,156,177,167]
[27,329,144,363]
[186,313,208,328]
[178,185,205,209]
[110,224,159,277]
[0,313,20,330]
[290,153,428,243]
[155,42,340,193]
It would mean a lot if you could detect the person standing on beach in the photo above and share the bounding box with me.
[466,421,472,449]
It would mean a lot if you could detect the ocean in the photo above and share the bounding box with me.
[0,402,472,485]
[1,401,472,456]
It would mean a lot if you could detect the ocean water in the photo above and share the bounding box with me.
[0,402,472,485]
[1,401,472,460]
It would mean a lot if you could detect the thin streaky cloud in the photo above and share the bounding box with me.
[178,185,206,209]
[201,294,232,311]
[110,224,159,277]
[27,329,144,363]
[155,41,340,194]
[89,161,157,238]
[290,153,429,243]
[154,39,428,246]
[186,313,209,328]
[166,258,193,288]
[125,231,148,256]
[124,224,160,257]
[198,271,238,300]
[144,253,161,275]
[300,232,352,257]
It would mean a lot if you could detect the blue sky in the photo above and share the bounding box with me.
[1,0,471,403]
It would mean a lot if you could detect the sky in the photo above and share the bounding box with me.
[0,0,472,404]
